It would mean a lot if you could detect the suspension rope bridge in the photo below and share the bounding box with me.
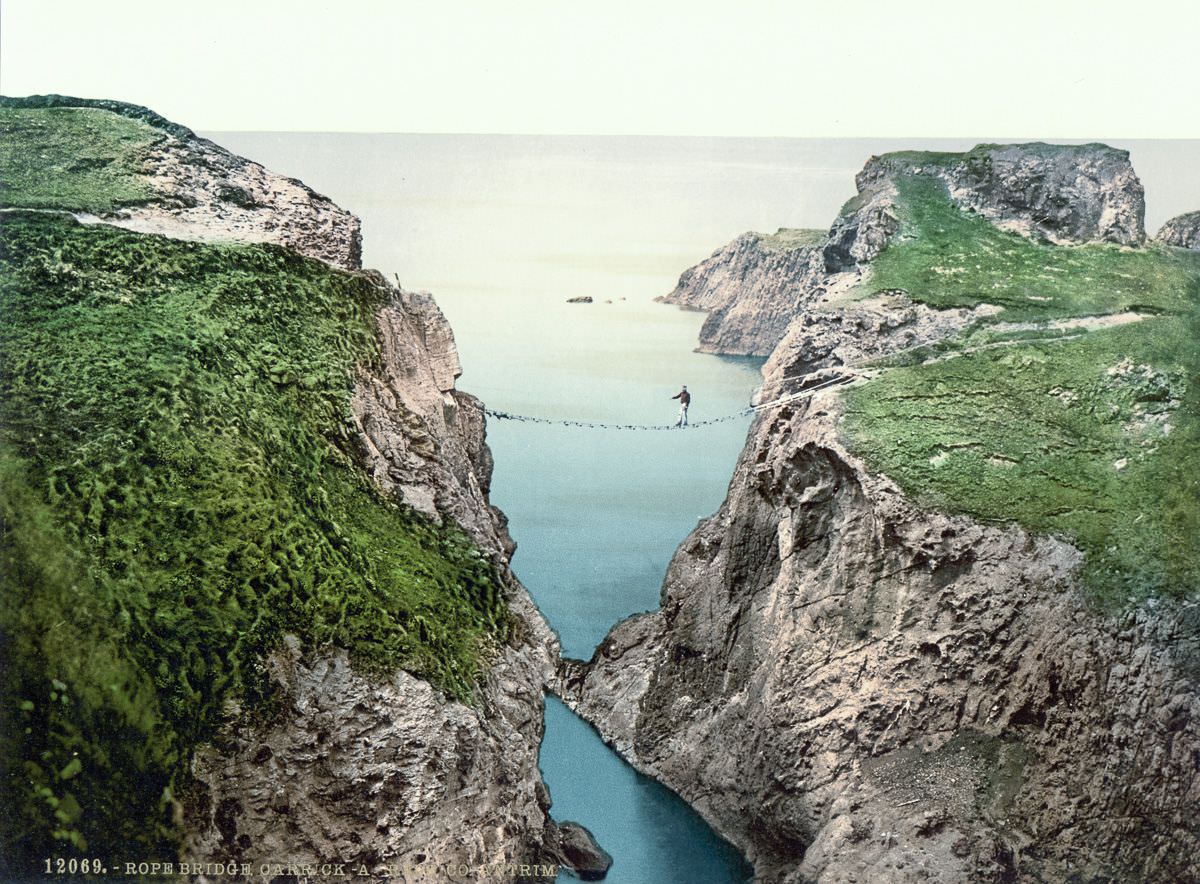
[482,372,860,431]
[481,318,1099,432]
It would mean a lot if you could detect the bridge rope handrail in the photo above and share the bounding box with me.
[481,373,858,431]
[480,319,1104,432]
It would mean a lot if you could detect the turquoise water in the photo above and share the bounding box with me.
[466,291,760,882]
[203,133,1200,882]
[464,293,763,659]
[541,696,751,883]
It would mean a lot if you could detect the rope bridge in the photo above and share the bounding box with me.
[482,373,857,431]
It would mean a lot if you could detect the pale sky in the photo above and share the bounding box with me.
[1,0,1197,137]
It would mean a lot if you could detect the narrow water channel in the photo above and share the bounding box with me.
[470,298,761,883]
[202,131,914,882]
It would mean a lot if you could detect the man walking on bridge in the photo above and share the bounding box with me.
[672,385,691,428]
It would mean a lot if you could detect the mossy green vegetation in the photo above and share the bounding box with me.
[0,94,196,139]
[868,142,1116,173]
[0,106,162,213]
[0,213,508,870]
[842,173,1200,605]
[864,175,1193,321]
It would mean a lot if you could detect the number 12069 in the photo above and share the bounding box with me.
[44,858,107,875]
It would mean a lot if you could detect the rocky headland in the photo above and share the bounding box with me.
[0,94,362,268]
[0,96,607,881]
[662,142,1147,361]
[658,229,826,357]
[1156,210,1200,250]
[562,143,1200,882]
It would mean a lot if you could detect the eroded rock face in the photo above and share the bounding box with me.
[350,276,505,544]
[560,390,1200,882]
[823,142,1143,273]
[853,143,1146,251]
[659,231,825,357]
[187,616,555,879]
[184,272,569,879]
[764,294,1001,384]
[545,821,613,881]
[64,101,364,269]
[563,144,1197,882]
[1156,210,1200,250]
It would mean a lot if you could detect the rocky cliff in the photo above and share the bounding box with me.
[562,144,1200,882]
[0,97,597,881]
[182,274,569,879]
[665,143,1147,360]
[1,94,362,269]
[830,142,1146,260]
[1157,210,1200,250]
[658,229,825,357]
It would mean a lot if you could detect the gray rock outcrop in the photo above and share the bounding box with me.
[350,277,508,544]
[843,143,1146,257]
[659,230,825,357]
[561,144,1197,883]
[664,143,1146,362]
[106,130,363,270]
[545,821,614,881]
[1156,210,1200,250]
[4,96,363,269]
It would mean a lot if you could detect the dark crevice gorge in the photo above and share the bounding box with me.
[1,97,1198,884]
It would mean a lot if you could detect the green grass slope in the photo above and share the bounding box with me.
[866,175,1193,321]
[0,105,163,214]
[842,170,1200,604]
[0,108,508,871]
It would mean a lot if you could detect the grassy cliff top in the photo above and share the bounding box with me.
[0,104,163,213]
[0,106,508,869]
[0,94,196,138]
[756,228,826,251]
[865,175,1185,322]
[842,175,1200,605]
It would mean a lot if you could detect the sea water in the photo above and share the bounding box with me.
[208,133,1199,882]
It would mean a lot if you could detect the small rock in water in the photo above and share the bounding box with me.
[567,296,594,303]
[551,820,613,880]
